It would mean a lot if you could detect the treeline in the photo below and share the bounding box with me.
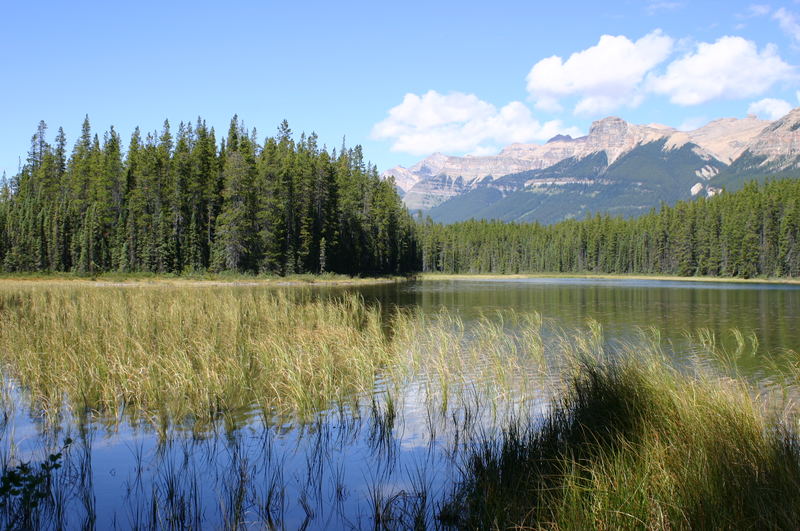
[0,117,419,275]
[417,179,800,278]
[4,116,798,280]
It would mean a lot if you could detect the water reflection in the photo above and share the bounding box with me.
[351,279,800,360]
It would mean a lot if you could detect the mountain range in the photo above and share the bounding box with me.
[383,108,800,224]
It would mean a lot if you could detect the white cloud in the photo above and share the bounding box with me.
[371,90,581,156]
[647,36,794,105]
[796,90,800,104]
[375,31,798,157]
[774,8,800,44]
[526,30,674,116]
[747,98,793,119]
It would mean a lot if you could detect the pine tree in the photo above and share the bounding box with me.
[212,151,257,271]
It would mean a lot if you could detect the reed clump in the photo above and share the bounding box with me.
[0,286,401,426]
[0,286,547,432]
[440,345,800,529]
[393,310,547,411]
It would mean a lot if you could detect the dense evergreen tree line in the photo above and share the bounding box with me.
[417,179,800,278]
[0,117,419,275]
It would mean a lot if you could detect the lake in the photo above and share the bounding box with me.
[1,277,799,529]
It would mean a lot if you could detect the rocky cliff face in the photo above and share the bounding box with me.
[744,108,800,163]
[501,118,679,166]
[383,149,564,197]
[709,108,800,190]
[579,117,672,163]
[685,115,769,163]
[426,139,728,225]
[385,112,780,213]
[399,174,474,211]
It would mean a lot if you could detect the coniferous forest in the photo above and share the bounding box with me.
[0,117,419,275]
[2,118,800,279]
[416,179,800,278]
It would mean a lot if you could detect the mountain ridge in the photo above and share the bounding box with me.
[384,109,800,224]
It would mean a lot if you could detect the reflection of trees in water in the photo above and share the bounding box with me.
[409,281,800,359]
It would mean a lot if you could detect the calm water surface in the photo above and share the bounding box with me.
[358,278,800,353]
[4,278,800,529]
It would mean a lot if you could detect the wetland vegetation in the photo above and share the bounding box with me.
[441,346,800,529]
[0,286,402,425]
[0,281,799,528]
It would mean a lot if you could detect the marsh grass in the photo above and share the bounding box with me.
[394,309,548,424]
[439,334,800,530]
[0,286,405,427]
[0,283,550,433]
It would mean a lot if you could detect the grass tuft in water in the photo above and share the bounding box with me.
[440,348,800,529]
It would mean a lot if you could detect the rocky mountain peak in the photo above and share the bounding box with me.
[382,165,418,193]
[410,152,450,176]
[764,107,800,133]
[583,117,670,164]
[384,152,453,193]
[588,116,628,137]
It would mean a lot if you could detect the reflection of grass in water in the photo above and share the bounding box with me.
[440,330,800,530]
[394,309,547,420]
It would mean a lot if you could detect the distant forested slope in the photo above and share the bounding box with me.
[417,179,800,278]
[0,117,419,275]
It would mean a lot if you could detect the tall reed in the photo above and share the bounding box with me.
[0,286,400,426]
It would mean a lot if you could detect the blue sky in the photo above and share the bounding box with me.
[1,0,799,177]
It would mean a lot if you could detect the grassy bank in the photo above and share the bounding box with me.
[421,271,800,285]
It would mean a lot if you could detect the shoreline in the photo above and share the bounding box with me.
[0,274,410,288]
[419,272,800,285]
[1,271,798,287]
